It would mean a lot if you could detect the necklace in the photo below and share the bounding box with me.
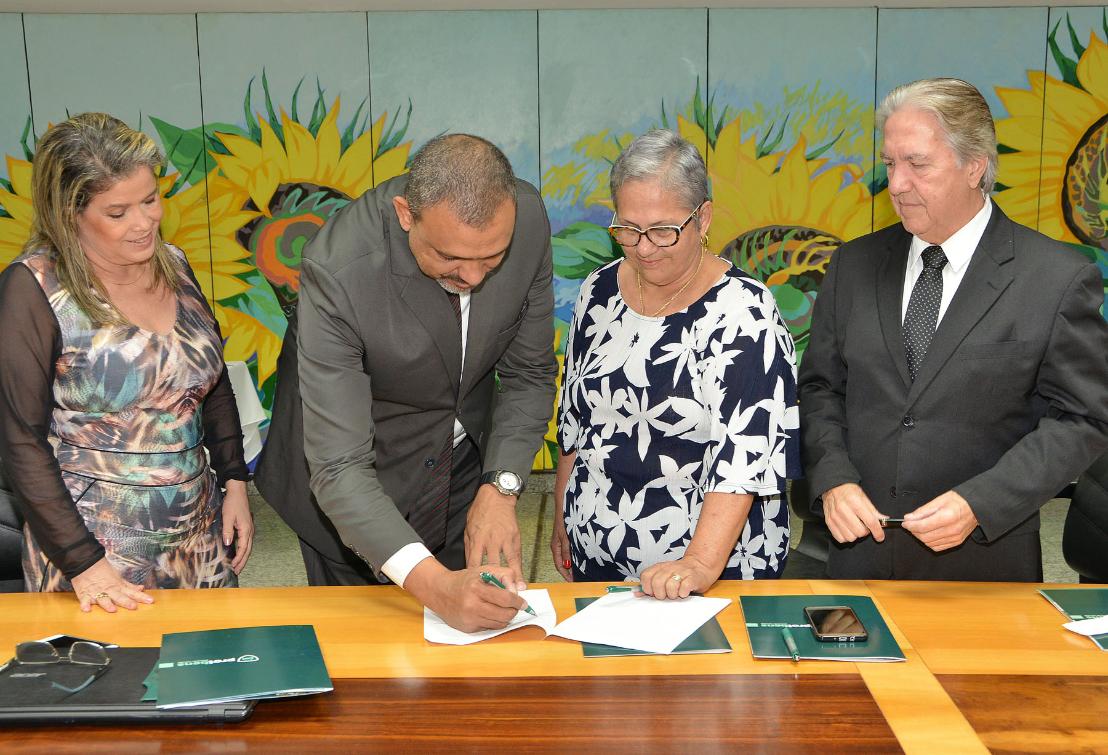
[637,249,704,317]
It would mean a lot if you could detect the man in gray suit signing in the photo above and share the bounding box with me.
[256,135,556,630]
[799,78,1108,581]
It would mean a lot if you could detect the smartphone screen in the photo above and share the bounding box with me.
[804,606,868,642]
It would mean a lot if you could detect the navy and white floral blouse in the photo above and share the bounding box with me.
[557,260,801,581]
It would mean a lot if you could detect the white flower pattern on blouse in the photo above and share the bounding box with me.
[558,260,801,581]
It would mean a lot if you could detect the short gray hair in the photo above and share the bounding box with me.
[877,78,998,193]
[609,129,709,215]
[404,133,516,227]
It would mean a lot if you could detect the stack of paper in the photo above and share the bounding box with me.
[550,592,731,655]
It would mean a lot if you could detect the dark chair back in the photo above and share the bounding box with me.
[0,461,26,592]
[787,477,831,562]
[1063,453,1108,584]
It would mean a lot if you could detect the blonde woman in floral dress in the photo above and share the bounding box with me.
[0,113,253,612]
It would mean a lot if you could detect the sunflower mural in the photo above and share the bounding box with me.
[994,15,1108,313]
[0,77,414,437]
[680,117,872,356]
[0,118,36,268]
[148,75,413,415]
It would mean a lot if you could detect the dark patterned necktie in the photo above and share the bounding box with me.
[903,245,947,381]
[408,292,462,550]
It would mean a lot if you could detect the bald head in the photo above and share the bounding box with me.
[403,134,516,227]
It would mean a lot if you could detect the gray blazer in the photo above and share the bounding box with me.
[255,175,556,571]
[799,205,1108,580]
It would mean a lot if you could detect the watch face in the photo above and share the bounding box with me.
[497,471,522,493]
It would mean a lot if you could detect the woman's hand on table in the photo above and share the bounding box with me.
[71,557,153,613]
[550,513,573,582]
[638,556,720,600]
[221,479,254,574]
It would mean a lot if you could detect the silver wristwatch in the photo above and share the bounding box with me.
[480,470,523,496]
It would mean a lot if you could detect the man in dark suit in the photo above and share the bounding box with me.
[799,78,1108,581]
[255,135,556,630]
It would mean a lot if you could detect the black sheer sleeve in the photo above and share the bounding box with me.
[0,262,104,580]
[181,263,249,486]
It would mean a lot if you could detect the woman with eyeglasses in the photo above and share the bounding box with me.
[551,129,800,598]
[0,113,253,612]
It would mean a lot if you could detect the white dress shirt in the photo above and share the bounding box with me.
[902,197,993,324]
[382,290,472,587]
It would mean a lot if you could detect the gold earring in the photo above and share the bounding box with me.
[700,236,709,253]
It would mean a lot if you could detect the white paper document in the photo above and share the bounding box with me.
[549,591,731,654]
[1064,615,1108,637]
[424,588,557,645]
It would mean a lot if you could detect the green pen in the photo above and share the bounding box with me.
[781,627,801,663]
[479,571,536,616]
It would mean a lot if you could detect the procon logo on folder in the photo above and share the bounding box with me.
[155,625,332,709]
[159,653,260,668]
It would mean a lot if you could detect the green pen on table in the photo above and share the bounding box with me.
[781,627,801,663]
[479,571,536,616]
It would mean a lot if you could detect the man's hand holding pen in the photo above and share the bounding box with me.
[406,560,527,633]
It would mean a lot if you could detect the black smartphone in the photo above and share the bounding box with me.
[804,605,868,642]
[880,517,905,528]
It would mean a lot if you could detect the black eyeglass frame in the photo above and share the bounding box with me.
[607,201,706,248]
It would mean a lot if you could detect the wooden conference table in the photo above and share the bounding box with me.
[0,580,1106,752]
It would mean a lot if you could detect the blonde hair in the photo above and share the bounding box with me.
[877,78,998,193]
[25,112,178,325]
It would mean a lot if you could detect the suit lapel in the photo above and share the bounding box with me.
[877,227,912,390]
[390,218,462,396]
[906,205,1016,405]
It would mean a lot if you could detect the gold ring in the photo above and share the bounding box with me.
[671,574,683,582]
[93,592,109,601]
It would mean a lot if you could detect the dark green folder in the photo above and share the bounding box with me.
[1040,588,1108,650]
[156,625,332,709]
[573,597,732,657]
[740,595,905,662]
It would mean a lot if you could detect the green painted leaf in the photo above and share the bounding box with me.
[1048,19,1080,89]
[20,115,34,160]
[243,75,261,143]
[1067,14,1086,60]
[149,117,210,186]
[863,161,888,196]
[219,268,288,340]
[552,221,622,280]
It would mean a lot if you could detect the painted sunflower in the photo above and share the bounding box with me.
[995,33,1108,247]
[0,155,32,269]
[208,98,410,309]
[681,116,872,356]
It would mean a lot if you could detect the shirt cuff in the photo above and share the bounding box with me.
[380,542,435,588]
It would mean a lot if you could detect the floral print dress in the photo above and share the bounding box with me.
[558,260,801,581]
[12,246,239,591]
